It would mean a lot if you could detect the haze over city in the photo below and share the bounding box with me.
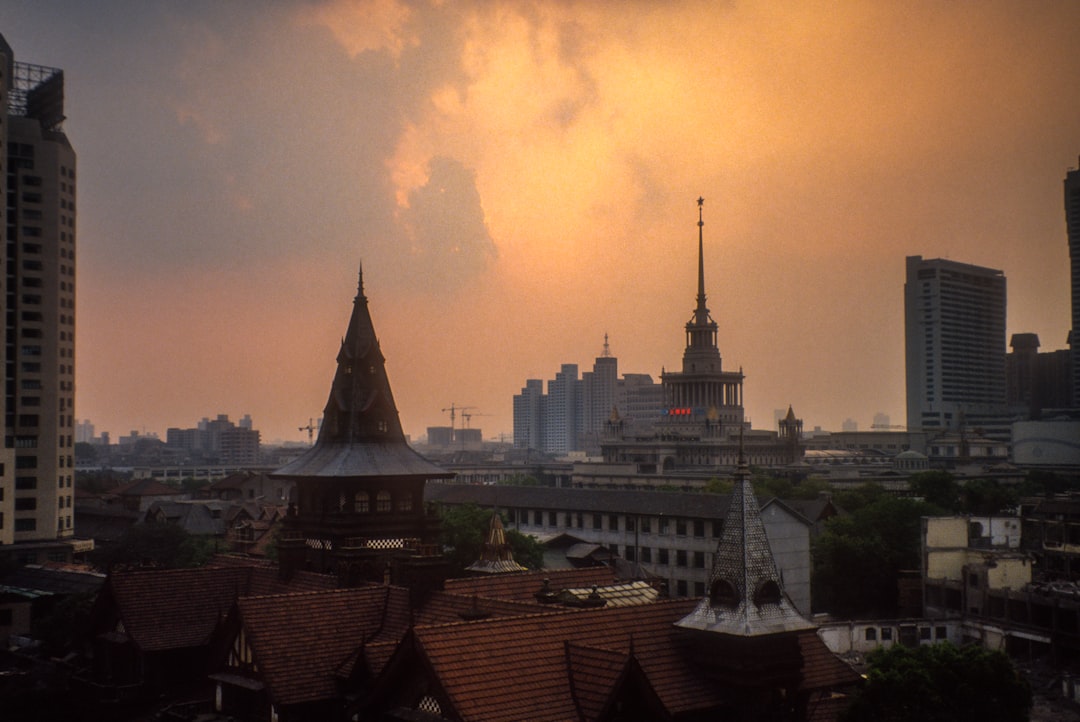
[3,1,1078,444]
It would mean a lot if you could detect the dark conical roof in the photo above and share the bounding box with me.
[675,451,812,636]
[273,266,451,480]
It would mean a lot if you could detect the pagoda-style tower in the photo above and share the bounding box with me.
[675,440,814,711]
[465,511,528,575]
[273,266,453,588]
[660,198,745,431]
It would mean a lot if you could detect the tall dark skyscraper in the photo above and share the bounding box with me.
[905,256,1006,432]
[1065,160,1080,407]
[0,34,76,546]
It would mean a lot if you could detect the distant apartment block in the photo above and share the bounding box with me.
[512,344,663,455]
[904,255,1007,432]
[0,34,76,544]
[166,413,260,465]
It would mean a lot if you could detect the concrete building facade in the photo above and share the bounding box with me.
[0,34,76,545]
[905,255,1007,433]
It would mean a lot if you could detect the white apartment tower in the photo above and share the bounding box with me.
[905,256,1006,432]
[0,34,76,545]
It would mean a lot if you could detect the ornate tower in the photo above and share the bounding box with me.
[675,440,813,703]
[273,266,453,589]
[660,198,745,431]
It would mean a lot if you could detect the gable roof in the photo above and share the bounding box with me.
[404,600,718,722]
[100,564,335,651]
[374,600,858,722]
[236,586,411,707]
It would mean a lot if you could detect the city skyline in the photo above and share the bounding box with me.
[2,2,1078,443]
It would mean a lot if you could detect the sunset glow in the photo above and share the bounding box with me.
[3,1,1078,442]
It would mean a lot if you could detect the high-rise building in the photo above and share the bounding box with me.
[543,364,580,455]
[580,335,617,439]
[1066,160,1080,406]
[512,379,543,451]
[904,256,1006,432]
[0,35,76,545]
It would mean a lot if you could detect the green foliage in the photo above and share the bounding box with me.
[703,477,733,495]
[908,470,961,512]
[831,483,888,513]
[1018,469,1078,497]
[812,496,938,616]
[438,503,544,576]
[180,476,211,494]
[961,478,1018,515]
[842,642,1031,722]
[89,522,216,572]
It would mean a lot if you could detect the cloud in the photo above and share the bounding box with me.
[300,0,417,59]
[398,156,497,293]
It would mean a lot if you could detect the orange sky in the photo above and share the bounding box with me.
[3,1,1079,443]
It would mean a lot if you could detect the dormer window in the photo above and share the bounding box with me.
[753,580,782,606]
[710,579,739,608]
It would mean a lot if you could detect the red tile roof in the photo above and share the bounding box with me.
[397,601,860,722]
[443,567,618,602]
[237,586,411,707]
[102,564,335,652]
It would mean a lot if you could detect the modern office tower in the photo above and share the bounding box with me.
[0,35,76,545]
[904,256,1007,432]
[1066,161,1080,406]
[512,379,543,451]
[580,335,618,439]
[543,364,580,455]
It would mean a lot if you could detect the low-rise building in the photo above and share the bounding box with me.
[425,482,816,614]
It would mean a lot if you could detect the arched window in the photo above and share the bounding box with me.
[354,491,370,513]
[376,491,392,512]
[397,494,413,512]
[710,579,739,607]
[753,580,782,606]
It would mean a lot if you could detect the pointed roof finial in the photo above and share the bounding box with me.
[602,333,611,358]
[696,197,707,313]
[357,262,366,299]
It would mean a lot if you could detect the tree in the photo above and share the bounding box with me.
[438,503,544,575]
[960,478,1018,515]
[812,496,938,616]
[842,642,1031,722]
[832,482,888,514]
[908,470,961,512]
[89,522,216,572]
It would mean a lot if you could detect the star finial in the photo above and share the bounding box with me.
[697,197,704,227]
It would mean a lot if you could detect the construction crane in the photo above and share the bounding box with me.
[298,418,319,445]
[461,411,489,429]
[441,403,476,431]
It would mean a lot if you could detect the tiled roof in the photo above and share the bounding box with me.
[237,586,411,706]
[443,567,618,602]
[414,590,550,626]
[559,581,660,608]
[102,564,335,652]
[410,600,718,722]
[565,643,628,721]
[676,460,814,637]
[401,601,858,722]
[271,269,452,482]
